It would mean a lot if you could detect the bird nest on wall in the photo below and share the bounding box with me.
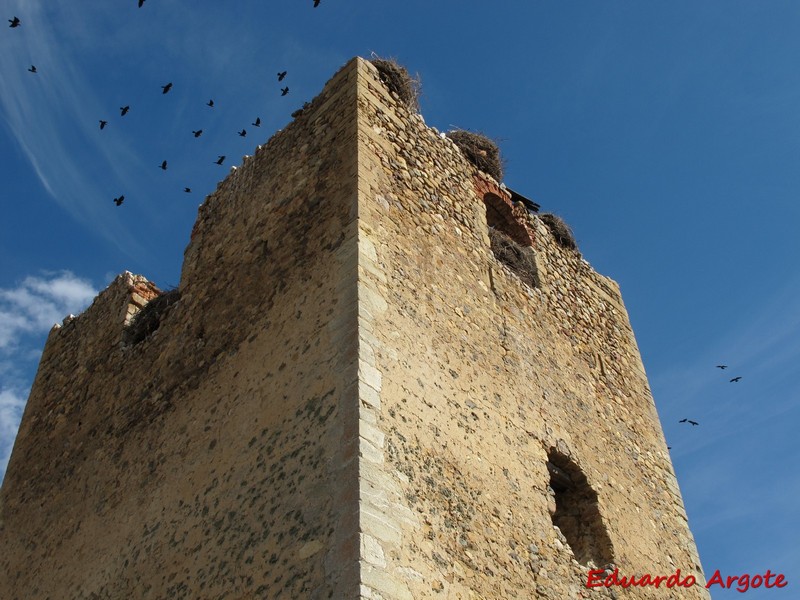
[539,213,578,251]
[489,227,540,288]
[124,288,181,345]
[446,130,504,182]
[369,57,421,112]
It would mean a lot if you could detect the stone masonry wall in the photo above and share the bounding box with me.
[353,58,708,599]
[0,57,707,600]
[0,59,365,599]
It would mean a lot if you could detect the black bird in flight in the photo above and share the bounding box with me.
[207,99,215,107]
[314,0,321,7]
[277,71,287,81]
[679,419,699,426]
[281,87,289,96]
[28,65,37,73]
[160,160,168,170]
[184,187,191,193]
[138,0,145,7]
[730,376,742,383]
[679,419,687,423]
[215,155,226,165]
[716,365,728,370]
[192,129,203,138]
[99,120,108,130]
[252,117,261,127]
[688,420,699,426]
[161,82,173,94]
[238,129,247,137]
[9,16,21,27]
[113,195,125,206]
[120,105,130,116]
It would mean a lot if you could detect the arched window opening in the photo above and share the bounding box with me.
[485,193,529,246]
[546,450,614,568]
[484,193,540,288]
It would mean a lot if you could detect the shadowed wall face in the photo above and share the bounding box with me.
[0,61,363,600]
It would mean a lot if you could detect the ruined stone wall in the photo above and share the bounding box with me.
[0,60,364,599]
[353,59,707,598]
[0,57,707,600]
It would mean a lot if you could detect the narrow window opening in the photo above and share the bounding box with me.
[546,451,614,568]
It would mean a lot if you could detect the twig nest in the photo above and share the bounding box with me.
[446,130,504,181]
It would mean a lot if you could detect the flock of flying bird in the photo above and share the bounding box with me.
[8,5,758,467]
[105,73,285,207]
[8,0,322,207]
[669,364,744,448]
[678,364,743,427]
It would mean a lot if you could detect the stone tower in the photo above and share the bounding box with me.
[0,58,708,599]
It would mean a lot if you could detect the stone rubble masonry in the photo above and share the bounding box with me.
[0,57,708,599]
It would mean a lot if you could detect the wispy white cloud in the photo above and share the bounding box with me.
[0,1,148,254]
[1,0,343,258]
[0,271,96,350]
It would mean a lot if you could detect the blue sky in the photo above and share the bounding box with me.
[1,1,798,597]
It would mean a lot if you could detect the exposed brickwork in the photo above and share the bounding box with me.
[474,174,535,247]
[0,58,707,599]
